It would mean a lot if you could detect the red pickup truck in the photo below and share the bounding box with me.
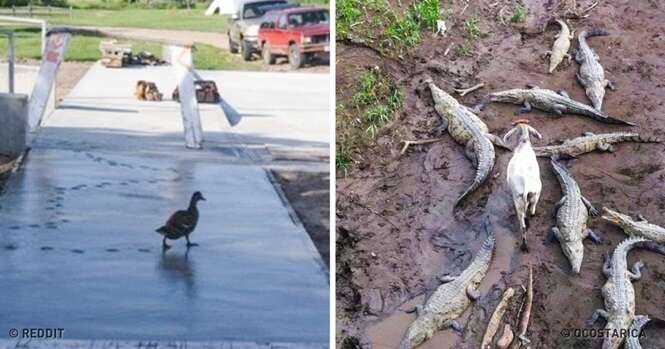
[258,7,330,69]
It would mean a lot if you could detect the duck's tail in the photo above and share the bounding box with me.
[156,226,168,235]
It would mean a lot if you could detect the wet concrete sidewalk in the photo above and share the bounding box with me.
[0,64,329,345]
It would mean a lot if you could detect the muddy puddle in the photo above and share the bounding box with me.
[336,0,665,348]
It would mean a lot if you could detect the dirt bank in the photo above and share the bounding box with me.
[336,0,665,348]
[272,170,330,269]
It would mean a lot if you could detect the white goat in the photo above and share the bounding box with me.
[504,122,542,251]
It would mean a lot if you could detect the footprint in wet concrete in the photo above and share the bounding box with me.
[71,249,85,254]
[106,248,119,253]
[47,199,57,204]
[120,182,128,186]
[108,161,118,166]
[55,203,63,208]
[4,244,18,250]
[70,185,87,190]
[9,226,20,230]
[129,179,139,184]
[138,248,151,253]
[60,219,70,223]
[28,224,41,229]
[41,246,53,251]
[44,222,58,229]
[46,206,56,211]
[148,180,158,184]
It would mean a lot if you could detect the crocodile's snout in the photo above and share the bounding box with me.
[601,207,625,225]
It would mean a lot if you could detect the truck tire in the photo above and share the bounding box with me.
[241,40,253,61]
[288,44,303,69]
[228,35,238,54]
[262,43,276,65]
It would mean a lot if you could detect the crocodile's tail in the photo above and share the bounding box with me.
[580,29,609,40]
[591,113,636,126]
[628,134,662,143]
[454,165,492,207]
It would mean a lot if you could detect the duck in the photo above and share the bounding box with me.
[156,191,205,250]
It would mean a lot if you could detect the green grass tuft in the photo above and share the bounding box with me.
[351,67,401,138]
[411,0,440,33]
[463,16,481,39]
[510,5,527,23]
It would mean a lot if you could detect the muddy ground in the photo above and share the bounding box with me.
[273,170,330,269]
[336,0,665,348]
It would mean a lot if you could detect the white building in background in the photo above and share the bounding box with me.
[205,0,240,15]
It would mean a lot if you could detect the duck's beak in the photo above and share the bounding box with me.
[201,195,207,201]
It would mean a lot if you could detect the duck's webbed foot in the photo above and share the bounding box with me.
[186,235,199,247]
[162,237,172,250]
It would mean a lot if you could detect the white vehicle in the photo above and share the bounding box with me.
[227,0,293,61]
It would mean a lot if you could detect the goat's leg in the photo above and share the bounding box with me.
[514,196,529,251]
[528,191,541,216]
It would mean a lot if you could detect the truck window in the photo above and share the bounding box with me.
[287,10,329,27]
[243,1,288,19]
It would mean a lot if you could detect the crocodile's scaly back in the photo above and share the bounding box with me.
[535,132,660,157]
[489,87,634,125]
[551,159,589,273]
[401,232,495,349]
[576,30,611,111]
[429,82,496,206]
[548,19,572,73]
[602,207,665,243]
[625,315,650,349]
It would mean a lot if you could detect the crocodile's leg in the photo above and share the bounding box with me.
[517,100,532,115]
[629,261,644,281]
[575,72,584,86]
[587,309,610,326]
[465,143,477,165]
[565,53,572,63]
[466,285,481,301]
[435,117,450,135]
[637,214,648,222]
[485,133,510,150]
[597,141,616,153]
[438,275,456,283]
[606,79,616,91]
[552,104,565,116]
[602,254,612,277]
[553,197,567,218]
[404,305,423,316]
[547,227,560,244]
[467,102,487,114]
[586,229,602,244]
[581,196,599,216]
[557,90,570,98]
[449,320,464,333]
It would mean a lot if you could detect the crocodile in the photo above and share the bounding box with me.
[549,158,600,273]
[576,30,614,111]
[400,228,495,349]
[428,81,505,206]
[588,237,665,349]
[547,19,574,73]
[534,132,660,158]
[489,85,634,126]
[625,315,649,349]
[602,207,665,243]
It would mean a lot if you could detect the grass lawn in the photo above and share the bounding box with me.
[46,8,229,33]
[0,27,261,70]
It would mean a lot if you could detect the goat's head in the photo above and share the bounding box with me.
[503,120,542,147]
